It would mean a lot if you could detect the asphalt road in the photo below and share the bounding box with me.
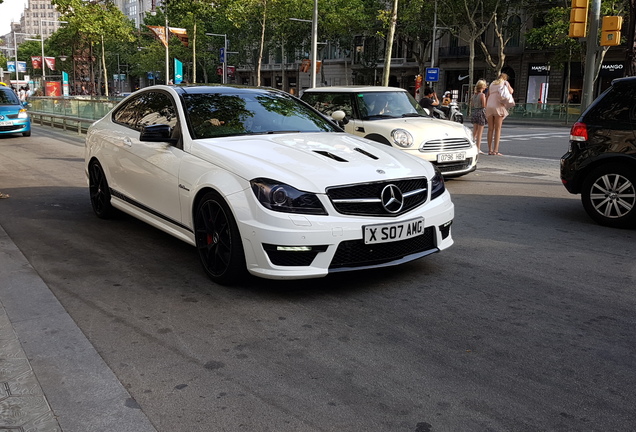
[0,125,634,431]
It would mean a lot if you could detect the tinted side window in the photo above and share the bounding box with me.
[302,92,354,118]
[113,91,178,131]
[585,85,636,125]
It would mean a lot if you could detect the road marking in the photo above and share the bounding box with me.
[499,132,570,142]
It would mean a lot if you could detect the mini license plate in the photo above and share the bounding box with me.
[364,217,425,245]
[0,121,13,126]
[437,152,466,163]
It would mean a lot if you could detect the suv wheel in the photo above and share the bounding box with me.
[581,163,636,228]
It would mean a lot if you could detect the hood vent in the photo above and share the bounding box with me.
[313,150,348,162]
[354,147,379,160]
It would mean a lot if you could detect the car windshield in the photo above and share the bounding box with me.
[182,91,340,139]
[0,89,21,105]
[357,91,427,119]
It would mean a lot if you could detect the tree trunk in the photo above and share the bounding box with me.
[101,35,108,97]
[192,21,197,83]
[382,0,399,86]
[257,0,267,87]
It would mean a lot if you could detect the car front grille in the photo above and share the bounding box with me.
[436,157,474,173]
[329,227,436,269]
[0,125,24,132]
[326,177,428,217]
[420,137,472,152]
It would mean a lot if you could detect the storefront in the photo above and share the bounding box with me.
[565,61,624,104]
[526,63,550,104]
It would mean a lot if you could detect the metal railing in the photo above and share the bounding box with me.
[25,96,580,135]
[459,102,581,125]
[27,96,121,134]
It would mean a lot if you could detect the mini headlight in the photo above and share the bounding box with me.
[251,178,327,215]
[18,109,28,119]
[391,129,413,148]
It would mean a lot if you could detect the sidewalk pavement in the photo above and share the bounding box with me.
[0,224,158,432]
[475,153,561,183]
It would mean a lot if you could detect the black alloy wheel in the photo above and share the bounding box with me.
[581,163,636,228]
[194,192,246,285]
[88,160,115,219]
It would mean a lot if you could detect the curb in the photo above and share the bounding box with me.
[0,225,158,432]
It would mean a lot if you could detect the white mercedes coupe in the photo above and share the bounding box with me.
[85,85,454,285]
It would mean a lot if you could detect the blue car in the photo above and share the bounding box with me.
[0,86,31,137]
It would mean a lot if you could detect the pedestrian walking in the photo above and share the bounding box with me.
[485,73,515,155]
[470,79,487,154]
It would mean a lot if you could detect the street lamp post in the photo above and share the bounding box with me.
[12,31,35,85]
[206,33,228,84]
[289,0,318,88]
[39,19,68,83]
[13,29,19,83]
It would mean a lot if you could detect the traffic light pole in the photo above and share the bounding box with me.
[581,0,601,111]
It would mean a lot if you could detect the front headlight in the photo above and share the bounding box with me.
[251,178,327,215]
[391,128,413,148]
[430,166,446,200]
[463,125,475,143]
[17,109,28,119]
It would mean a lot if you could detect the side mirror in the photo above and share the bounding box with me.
[331,110,349,125]
[140,124,178,144]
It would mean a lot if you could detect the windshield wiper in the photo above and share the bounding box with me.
[402,113,424,118]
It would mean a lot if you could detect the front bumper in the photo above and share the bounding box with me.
[0,118,31,135]
[228,189,455,280]
[402,148,478,177]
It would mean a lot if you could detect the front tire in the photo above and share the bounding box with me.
[22,130,31,137]
[88,160,115,219]
[194,192,246,285]
[581,163,636,228]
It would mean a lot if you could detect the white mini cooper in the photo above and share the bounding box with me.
[301,86,478,177]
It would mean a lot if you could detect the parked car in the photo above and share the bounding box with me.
[0,85,31,137]
[300,86,477,177]
[560,76,636,228]
[85,85,455,284]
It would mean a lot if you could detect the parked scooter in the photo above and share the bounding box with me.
[435,102,464,124]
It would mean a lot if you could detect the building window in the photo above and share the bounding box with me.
[507,15,521,48]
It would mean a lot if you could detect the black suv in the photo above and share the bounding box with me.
[561,76,636,228]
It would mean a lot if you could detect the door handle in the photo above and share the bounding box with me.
[355,127,365,132]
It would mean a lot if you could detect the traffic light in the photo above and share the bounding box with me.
[569,0,589,38]
[600,16,623,46]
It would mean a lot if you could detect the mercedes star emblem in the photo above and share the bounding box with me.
[381,184,404,213]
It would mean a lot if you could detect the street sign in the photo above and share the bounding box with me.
[220,48,225,63]
[426,67,439,82]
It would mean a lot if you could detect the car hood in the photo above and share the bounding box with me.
[190,132,433,192]
[0,105,21,115]
[362,117,470,139]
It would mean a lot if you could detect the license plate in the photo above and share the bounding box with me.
[437,152,466,162]
[0,121,13,126]
[364,217,425,245]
